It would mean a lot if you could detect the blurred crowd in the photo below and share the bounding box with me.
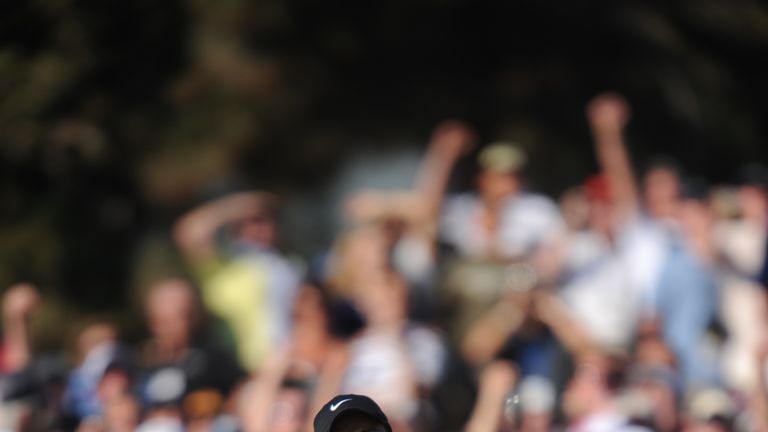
[3,93,768,432]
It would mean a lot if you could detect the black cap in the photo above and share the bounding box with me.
[313,394,391,432]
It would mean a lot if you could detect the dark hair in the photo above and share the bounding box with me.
[604,356,628,393]
[324,297,366,339]
[642,155,682,178]
[680,177,711,202]
[737,163,768,189]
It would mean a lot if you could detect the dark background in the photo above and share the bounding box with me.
[1,0,767,344]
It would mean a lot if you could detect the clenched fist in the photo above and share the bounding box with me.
[587,92,631,133]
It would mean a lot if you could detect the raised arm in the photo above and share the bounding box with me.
[239,345,294,432]
[301,343,350,432]
[173,191,276,263]
[1,283,40,373]
[534,291,596,359]
[587,93,640,220]
[465,360,518,432]
[460,296,526,367]
[343,120,474,229]
[415,120,476,221]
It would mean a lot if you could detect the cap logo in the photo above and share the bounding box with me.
[330,398,352,411]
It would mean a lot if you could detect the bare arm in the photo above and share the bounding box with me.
[415,120,476,222]
[461,289,595,368]
[534,291,596,358]
[752,337,768,431]
[465,360,518,432]
[343,190,425,225]
[587,93,640,220]
[173,191,276,263]
[239,345,293,432]
[1,283,39,373]
[461,297,526,367]
[343,121,475,229]
[301,342,350,432]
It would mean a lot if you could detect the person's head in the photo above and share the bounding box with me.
[98,363,134,404]
[562,352,625,421]
[326,225,392,300]
[330,412,390,432]
[475,143,526,206]
[626,353,682,432]
[237,208,277,247]
[238,377,310,432]
[736,163,768,222]
[678,178,714,247]
[516,375,556,432]
[355,270,408,329]
[101,392,140,432]
[559,187,591,231]
[75,321,118,364]
[144,278,198,351]
[313,394,391,432]
[633,335,677,369]
[583,174,621,237]
[642,158,682,221]
[269,384,310,432]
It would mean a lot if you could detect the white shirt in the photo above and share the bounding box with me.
[341,329,419,421]
[441,192,564,260]
[568,410,651,432]
[560,216,669,350]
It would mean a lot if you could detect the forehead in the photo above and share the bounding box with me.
[478,170,516,180]
[147,281,194,310]
[644,167,679,183]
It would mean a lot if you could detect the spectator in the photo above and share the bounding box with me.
[437,137,563,263]
[338,270,446,429]
[421,122,564,352]
[465,360,518,432]
[0,283,41,431]
[554,94,670,354]
[562,352,650,432]
[313,394,392,432]
[641,157,683,227]
[62,321,132,422]
[714,170,768,393]
[174,191,301,371]
[715,165,768,279]
[654,180,720,387]
[136,278,246,428]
